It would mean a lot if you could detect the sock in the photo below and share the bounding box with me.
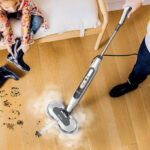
[145,21,150,53]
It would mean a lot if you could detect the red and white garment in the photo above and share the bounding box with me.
[0,0,48,46]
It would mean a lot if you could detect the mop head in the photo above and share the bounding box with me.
[46,101,78,135]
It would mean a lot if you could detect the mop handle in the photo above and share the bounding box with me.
[119,6,132,25]
[66,7,132,114]
[100,6,132,57]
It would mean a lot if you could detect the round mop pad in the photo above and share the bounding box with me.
[46,101,78,134]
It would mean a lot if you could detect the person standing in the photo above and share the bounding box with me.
[110,0,150,97]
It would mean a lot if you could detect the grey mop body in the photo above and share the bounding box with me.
[46,7,132,135]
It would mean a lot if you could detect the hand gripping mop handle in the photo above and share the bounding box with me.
[66,6,132,114]
[119,6,132,26]
[101,6,132,57]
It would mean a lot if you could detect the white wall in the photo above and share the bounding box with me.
[106,0,150,11]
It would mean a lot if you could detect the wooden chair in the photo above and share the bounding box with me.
[0,0,108,51]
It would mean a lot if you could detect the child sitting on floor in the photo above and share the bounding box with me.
[0,0,48,72]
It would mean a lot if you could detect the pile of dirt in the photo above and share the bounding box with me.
[0,87,24,130]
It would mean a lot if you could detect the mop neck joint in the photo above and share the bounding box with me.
[91,55,102,64]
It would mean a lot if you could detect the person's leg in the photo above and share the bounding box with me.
[128,21,150,85]
[30,15,43,35]
[6,15,43,72]
[128,38,150,85]
[7,38,30,72]
[110,37,150,97]
[2,12,29,72]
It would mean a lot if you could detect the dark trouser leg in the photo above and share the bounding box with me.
[109,38,150,97]
[128,38,150,85]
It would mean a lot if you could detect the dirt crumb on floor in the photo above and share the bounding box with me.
[3,123,15,130]
[17,120,24,125]
[3,100,12,107]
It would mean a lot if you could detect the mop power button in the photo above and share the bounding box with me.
[73,68,95,99]
[80,69,94,89]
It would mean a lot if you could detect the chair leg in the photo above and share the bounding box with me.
[95,28,105,50]
[94,22,107,50]
[95,0,108,50]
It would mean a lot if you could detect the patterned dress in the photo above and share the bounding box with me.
[0,0,48,46]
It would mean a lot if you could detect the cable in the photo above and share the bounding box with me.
[103,53,138,57]
[91,53,138,64]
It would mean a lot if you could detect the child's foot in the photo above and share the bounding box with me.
[7,50,30,72]
[6,39,30,72]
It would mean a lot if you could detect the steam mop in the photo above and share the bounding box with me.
[46,6,132,135]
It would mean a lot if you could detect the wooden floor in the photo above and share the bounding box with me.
[0,5,150,150]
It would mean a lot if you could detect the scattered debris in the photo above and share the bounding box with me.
[17,120,24,125]
[0,87,21,98]
[7,117,17,120]
[36,120,41,125]
[10,87,20,97]
[35,131,42,137]
[3,123,15,130]
[16,110,20,116]
[12,109,21,116]
[0,90,8,98]
[0,87,24,130]
[3,100,12,107]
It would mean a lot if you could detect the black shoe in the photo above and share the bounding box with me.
[0,66,19,88]
[6,39,30,72]
[0,66,19,80]
[109,82,138,97]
